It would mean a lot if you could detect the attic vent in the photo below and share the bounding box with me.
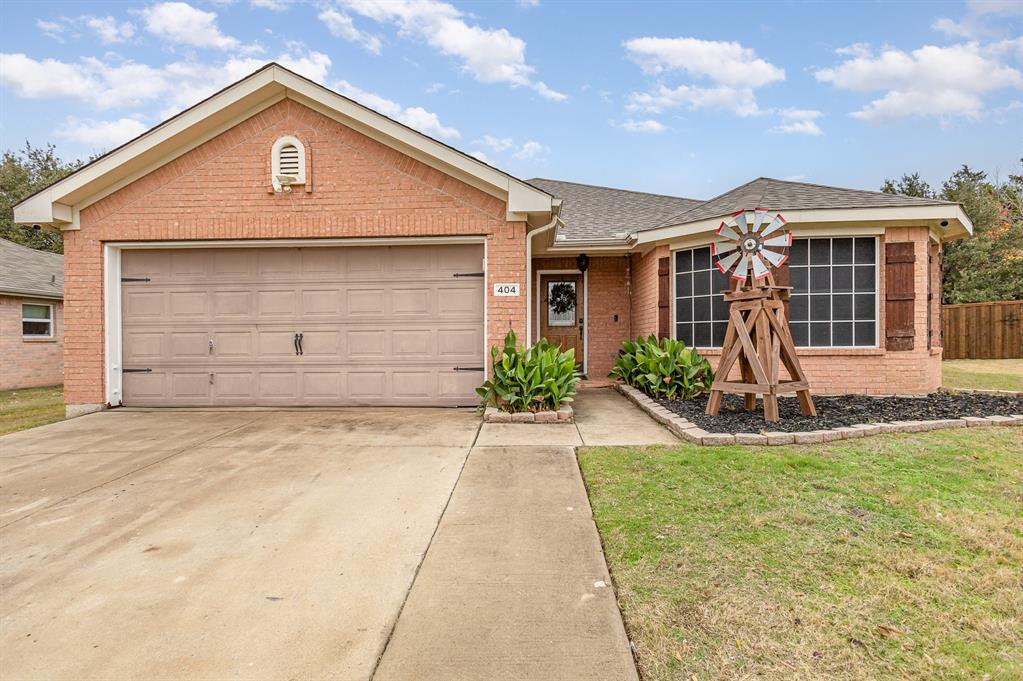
[270,135,307,192]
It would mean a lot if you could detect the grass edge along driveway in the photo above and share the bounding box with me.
[579,428,1022,681]
[0,385,64,436]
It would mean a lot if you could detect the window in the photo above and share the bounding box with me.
[271,135,306,191]
[22,303,53,337]
[788,237,877,347]
[547,281,576,326]
[674,246,731,347]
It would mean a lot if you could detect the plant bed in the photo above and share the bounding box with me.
[657,391,1023,434]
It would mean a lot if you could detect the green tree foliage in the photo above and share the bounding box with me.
[882,165,1023,303]
[1,143,86,254]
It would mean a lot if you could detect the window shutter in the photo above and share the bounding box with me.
[657,256,670,338]
[885,242,916,351]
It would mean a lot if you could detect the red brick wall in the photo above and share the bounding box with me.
[532,256,631,378]
[630,245,668,338]
[1,296,64,390]
[67,98,525,406]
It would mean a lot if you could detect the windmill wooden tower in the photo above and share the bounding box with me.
[706,209,817,422]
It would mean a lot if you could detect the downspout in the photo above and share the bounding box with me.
[525,213,562,345]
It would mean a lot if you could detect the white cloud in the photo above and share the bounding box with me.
[0,47,331,117]
[469,150,491,163]
[815,42,1023,123]
[338,0,566,100]
[933,0,1021,39]
[769,108,824,135]
[618,118,668,133]
[140,2,251,51]
[478,135,514,152]
[55,116,149,149]
[84,15,136,43]
[36,20,64,42]
[624,37,784,88]
[334,79,459,139]
[318,8,382,54]
[516,0,540,7]
[783,174,807,182]
[623,36,783,117]
[425,82,444,93]
[251,0,287,10]
[513,140,545,160]
[627,83,761,117]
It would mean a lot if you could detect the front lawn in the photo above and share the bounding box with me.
[943,359,1023,392]
[0,385,64,435]
[579,429,1023,680]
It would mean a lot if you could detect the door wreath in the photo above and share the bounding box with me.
[549,282,576,315]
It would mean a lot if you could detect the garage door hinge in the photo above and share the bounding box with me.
[122,368,152,373]
[120,277,151,283]
[452,272,484,278]
[452,366,485,372]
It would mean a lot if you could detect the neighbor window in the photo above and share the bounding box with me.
[22,303,53,337]
[787,237,877,347]
[673,246,731,347]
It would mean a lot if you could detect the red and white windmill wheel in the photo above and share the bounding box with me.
[711,208,792,282]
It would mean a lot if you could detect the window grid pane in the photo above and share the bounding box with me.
[674,248,731,348]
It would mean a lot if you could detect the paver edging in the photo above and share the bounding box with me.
[612,382,1023,447]
[483,405,575,423]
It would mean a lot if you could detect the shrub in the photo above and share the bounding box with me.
[476,330,581,413]
[609,335,714,400]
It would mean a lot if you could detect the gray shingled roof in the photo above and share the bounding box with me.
[654,177,956,228]
[0,239,63,299]
[528,178,702,242]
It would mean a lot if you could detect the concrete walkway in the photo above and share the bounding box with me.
[374,389,673,680]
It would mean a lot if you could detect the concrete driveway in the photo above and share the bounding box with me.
[0,408,479,681]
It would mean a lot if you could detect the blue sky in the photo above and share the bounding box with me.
[1,0,1020,200]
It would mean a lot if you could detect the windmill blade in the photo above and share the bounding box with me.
[716,220,743,241]
[731,254,750,281]
[711,241,739,256]
[759,247,788,268]
[732,210,749,233]
[760,214,787,237]
[762,232,792,248]
[751,253,770,279]
[714,251,742,274]
[751,208,768,232]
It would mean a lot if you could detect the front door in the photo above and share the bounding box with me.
[539,273,583,366]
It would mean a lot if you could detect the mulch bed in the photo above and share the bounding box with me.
[656,392,1023,434]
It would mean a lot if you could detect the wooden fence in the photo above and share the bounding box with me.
[941,300,1023,360]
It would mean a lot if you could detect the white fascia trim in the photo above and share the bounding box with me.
[103,244,123,407]
[638,204,973,246]
[15,69,280,225]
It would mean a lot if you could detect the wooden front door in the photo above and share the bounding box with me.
[539,273,584,365]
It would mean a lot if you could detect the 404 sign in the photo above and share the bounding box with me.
[493,283,520,296]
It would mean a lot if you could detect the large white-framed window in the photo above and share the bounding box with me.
[22,303,54,338]
[787,237,878,347]
[673,245,731,347]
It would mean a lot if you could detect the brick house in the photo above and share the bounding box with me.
[0,238,64,390]
[13,64,972,416]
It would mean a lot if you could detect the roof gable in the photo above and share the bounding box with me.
[14,63,553,227]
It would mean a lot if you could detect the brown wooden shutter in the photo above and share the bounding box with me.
[773,259,791,323]
[657,256,670,338]
[885,242,916,351]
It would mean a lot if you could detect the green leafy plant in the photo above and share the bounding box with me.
[609,335,714,400]
[476,330,581,413]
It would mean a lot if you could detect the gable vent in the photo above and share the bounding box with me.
[278,144,300,176]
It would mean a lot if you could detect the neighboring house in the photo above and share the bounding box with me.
[13,63,971,416]
[0,238,64,391]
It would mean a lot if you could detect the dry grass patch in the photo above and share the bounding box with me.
[579,429,1023,680]
[0,385,64,435]
[943,359,1023,392]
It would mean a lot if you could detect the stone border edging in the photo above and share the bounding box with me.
[483,405,574,423]
[614,383,1023,446]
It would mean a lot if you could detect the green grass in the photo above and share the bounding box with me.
[0,385,64,435]
[943,359,1023,392]
[579,429,1023,680]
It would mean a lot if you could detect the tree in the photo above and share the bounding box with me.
[1,143,86,253]
[880,172,934,198]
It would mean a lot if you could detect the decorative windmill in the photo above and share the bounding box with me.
[705,209,817,422]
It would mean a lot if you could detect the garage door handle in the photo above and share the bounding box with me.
[453,366,484,372]
[294,333,300,356]
[297,333,304,356]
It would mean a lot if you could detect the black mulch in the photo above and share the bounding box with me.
[655,392,1023,434]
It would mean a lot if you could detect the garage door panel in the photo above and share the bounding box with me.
[121,244,484,407]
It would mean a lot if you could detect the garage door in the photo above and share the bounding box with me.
[120,244,485,407]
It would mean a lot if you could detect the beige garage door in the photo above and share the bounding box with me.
[120,244,485,407]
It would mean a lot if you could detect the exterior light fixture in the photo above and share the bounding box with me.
[576,253,589,273]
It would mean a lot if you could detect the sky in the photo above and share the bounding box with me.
[0,0,1021,200]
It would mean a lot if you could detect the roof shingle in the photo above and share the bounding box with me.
[0,239,64,299]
